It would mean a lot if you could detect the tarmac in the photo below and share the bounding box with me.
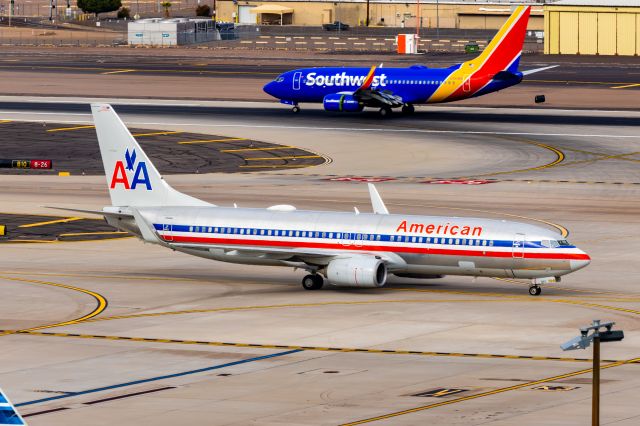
[0,49,639,424]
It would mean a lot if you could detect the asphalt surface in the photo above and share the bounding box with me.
[1,100,639,425]
[1,50,640,86]
[0,120,325,176]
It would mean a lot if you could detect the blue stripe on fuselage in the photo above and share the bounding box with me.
[267,67,458,104]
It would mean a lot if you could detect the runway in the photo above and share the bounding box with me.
[1,100,639,425]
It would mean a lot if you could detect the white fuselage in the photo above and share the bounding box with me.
[124,206,590,280]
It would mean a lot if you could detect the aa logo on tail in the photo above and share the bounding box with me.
[110,148,152,190]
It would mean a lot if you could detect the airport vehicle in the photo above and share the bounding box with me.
[263,5,555,116]
[0,388,26,425]
[58,104,590,295]
[323,21,349,31]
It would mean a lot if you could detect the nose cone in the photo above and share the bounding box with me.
[263,81,279,98]
[570,251,591,271]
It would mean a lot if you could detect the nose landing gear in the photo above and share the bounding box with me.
[292,105,300,113]
[528,285,542,296]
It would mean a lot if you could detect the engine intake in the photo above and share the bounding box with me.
[327,256,387,288]
[323,94,364,112]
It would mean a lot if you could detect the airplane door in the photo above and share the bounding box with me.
[162,217,174,242]
[293,72,302,90]
[463,76,471,93]
[512,233,525,258]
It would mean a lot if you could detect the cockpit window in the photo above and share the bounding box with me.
[557,240,571,246]
[275,76,285,83]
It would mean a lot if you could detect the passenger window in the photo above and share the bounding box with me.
[482,240,487,246]
[455,239,460,245]
[329,233,333,238]
[376,235,381,241]
[489,240,494,246]
[448,238,453,244]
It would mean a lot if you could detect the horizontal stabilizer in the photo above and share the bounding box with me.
[522,65,558,76]
[45,206,133,218]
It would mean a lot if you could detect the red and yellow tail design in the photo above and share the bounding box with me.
[428,5,531,103]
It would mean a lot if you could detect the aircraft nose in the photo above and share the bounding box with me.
[570,251,591,271]
[263,81,279,98]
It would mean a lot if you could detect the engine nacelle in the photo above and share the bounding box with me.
[327,256,387,288]
[323,94,364,112]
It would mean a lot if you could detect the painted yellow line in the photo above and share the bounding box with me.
[611,83,640,89]
[177,138,247,145]
[475,141,565,177]
[5,330,619,364]
[18,217,83,228]
[46,125,95,133]
[131,131,181,137]
[58,231,129,237]
[2,239,57,243]
[86,298,503,323]
[245,155,322,161]
[239,165,314,169]
[0,119,12,124]
[101,69,136,75]
[0,275,108,333]
[221,146,295,153]
[343,357,640,425]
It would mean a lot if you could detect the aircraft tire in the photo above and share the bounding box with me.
[378,107,392,118]
[302,274,323,290]
[402,104,415,115]
[528,285,541,296]
[292,105,301,113]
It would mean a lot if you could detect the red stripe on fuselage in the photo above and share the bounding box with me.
[163,235,590,261]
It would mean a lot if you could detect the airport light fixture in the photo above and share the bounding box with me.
[561,320,624,426]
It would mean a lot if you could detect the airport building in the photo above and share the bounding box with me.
[213,1,545,30]
[544,0,640,56]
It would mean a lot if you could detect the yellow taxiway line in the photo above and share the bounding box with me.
[131,131,181,137]
[343,357,640,425]
[101,69,136,75]
[18,217,83,228]
[177,137,246,145]
[46,125,95,133]
[245,155,322,161]
[611,83,640,89]
[221,146,295,153]
[0,275,108,333]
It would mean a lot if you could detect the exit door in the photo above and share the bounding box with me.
[512,233,525,258]
[463,76,471,93]
[293,72,302,90]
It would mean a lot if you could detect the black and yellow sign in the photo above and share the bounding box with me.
[0,225,5,237]
[413,388,469,398]
[532,385,579,392]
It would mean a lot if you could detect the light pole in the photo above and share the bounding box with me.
[436,0,439,39]
[561,320,624,426]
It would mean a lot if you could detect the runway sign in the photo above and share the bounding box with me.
[0,159,52,169]
[423,179,495,185]
[328,177,396,182]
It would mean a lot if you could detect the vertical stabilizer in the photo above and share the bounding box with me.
[428,6,531,102]
[91,104,212,207]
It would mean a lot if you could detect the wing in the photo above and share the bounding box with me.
[352,65,404,108]
[169,240,407,271]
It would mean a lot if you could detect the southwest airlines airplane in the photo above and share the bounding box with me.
[58,104,590,296]
[263,5,555,116]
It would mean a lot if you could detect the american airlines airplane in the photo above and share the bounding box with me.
[58,104,590,296]
[263,5,556,116]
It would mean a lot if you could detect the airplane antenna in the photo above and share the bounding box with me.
[354,207,360,215]
[234,203,238,208]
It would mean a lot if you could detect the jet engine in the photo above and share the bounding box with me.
[323,94,364,112]
[326,256,387,287]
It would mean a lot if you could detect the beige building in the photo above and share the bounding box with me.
[544,0,640,55]
[215,1,544,30]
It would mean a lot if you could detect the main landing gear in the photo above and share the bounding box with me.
[302,274,324,290]
[401,103,415,115]
[378,107,392,118]
[292,105,301,113]
[528,285,542,296]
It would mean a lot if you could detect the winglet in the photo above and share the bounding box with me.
[357,65,377,92]
[368,183,389,214]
